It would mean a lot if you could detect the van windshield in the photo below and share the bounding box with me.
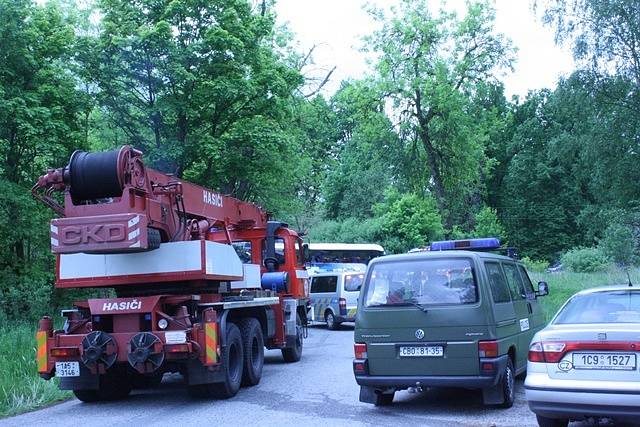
[344,273,365,292]
[364,258,477,307]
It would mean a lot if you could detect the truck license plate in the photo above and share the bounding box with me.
[572,353,636,370]
[399,346,443,357]
[55,361,80,377]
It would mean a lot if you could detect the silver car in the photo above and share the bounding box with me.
[525,285,640,427]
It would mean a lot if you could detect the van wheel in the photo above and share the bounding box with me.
[499,358,515,408]
[535,415,568,427]
[238,317,264,386]
[374,391,394,406]
[325,312,338,330]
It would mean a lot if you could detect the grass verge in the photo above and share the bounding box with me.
[532,267,640,321]
[0,323,71,418]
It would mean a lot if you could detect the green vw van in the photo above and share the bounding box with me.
[353,238,549,407]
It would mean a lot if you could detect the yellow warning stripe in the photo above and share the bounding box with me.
[36,331,47,373]
[204,323,218,364]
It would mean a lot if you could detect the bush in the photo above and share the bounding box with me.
[520,257,549,273]
[379,193,445,253]
[599,223,638,267]
[472,207,507,242]
[560,247,611,273]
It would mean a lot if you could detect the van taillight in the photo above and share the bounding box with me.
[478,340,498,358]
[528,342,566,363]
[354,343,367,359]
[339,298,347,315]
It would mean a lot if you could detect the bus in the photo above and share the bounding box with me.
[305,243,385,265]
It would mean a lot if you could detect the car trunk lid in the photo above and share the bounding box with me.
[538,324,640,382]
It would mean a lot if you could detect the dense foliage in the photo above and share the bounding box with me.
[1,0,640,320]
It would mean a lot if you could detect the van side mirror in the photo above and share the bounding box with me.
[536,281,549,297]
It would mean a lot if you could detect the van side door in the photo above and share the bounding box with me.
[485,261,518,360]
[310,275,338,322]
[501,262,534,370]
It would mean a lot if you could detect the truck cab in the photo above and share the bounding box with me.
[353,238,547,407]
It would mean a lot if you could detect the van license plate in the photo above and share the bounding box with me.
[55,361,80,377]
[572,353,636,370]
[399,346,443,357]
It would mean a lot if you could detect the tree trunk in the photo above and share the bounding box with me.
[417,127,451,230]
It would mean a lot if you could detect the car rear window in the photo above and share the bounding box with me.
[344,273,365,292]
[554,290,640,324]
[364,258,477,307]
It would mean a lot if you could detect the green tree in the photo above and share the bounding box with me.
[472,207,507,241]
[323,80,399,220]
[540,0,640,86]
[0,0,88,185]
[377,191,445,253]
[0,0,86,281]
[365,0,514,229]
[82,0,303,213]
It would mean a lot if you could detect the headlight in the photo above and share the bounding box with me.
[158,318,168,330]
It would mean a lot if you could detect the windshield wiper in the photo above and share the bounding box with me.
[406,301,429,312]
[371,301,428,312]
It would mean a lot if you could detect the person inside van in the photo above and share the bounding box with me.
[367,271,390,305]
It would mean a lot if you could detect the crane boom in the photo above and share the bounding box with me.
[32,145,268,254]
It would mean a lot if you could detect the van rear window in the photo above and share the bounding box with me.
[364,259,477,307]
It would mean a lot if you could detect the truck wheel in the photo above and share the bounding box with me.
[325,311,338,330]
[374,391,394,406]
[188,322,244,399]
[239,317,264,386]
[281,313,303,363]
[73,369,132,402]
[498,358,515,408]
[535,415,568,427]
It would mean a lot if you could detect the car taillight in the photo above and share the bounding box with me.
[49,347,80,358]
[354,342,367,359]
[528,341,566,363]
[478,340,498,358]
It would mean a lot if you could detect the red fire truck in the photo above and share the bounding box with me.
[32,146,309,401]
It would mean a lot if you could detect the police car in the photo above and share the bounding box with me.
[308,264,366,330]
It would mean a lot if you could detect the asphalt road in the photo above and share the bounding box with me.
[2,325,594,427]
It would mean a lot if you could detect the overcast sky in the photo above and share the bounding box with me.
[275,0,575,100]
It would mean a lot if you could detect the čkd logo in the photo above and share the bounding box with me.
[61,224,126,244]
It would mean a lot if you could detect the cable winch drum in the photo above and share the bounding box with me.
[67,147,125,200]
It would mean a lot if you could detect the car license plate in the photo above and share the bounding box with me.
[55,361,80,377]
[572,353,637,370]
[399,346,443,357]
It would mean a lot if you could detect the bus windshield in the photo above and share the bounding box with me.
[306,243,384,265]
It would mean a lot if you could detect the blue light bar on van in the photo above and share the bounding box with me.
[429,238,501,251]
